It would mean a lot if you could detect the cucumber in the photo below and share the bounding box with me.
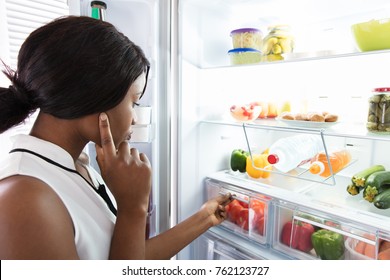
[363,171,390,202]
[373,188,390,209]
[352,165,385,187]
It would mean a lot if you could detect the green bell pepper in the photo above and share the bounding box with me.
[230,149,249,173]
[311,229,345,260]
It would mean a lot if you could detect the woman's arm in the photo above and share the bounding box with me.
[95,113,152,259]
[145,194,232,259]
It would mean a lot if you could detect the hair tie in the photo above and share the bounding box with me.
[8,84,36,109]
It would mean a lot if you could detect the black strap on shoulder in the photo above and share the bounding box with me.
[9,148,117,216]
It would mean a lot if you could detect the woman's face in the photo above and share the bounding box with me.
[105,72,146,147]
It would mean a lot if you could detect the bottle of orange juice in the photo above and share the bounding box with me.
[309,149,352,177]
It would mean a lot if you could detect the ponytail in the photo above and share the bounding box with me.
[0,62,37,133]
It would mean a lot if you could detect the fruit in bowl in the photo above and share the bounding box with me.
[351,18,390,52]
[230,104,262,122]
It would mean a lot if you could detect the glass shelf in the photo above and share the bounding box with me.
[200,119,390,142]
[190,49,390,70]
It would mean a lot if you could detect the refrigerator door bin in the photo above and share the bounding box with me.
[272,199,388,260]
[131,124,154,143]
[205,178,271,245]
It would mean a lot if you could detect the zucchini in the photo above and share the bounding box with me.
[351,165,385,187]
[363,171,390,202]
[346,183,361,196]
[373,188,390,209]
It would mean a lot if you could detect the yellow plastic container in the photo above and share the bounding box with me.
[228,48,262,65]
[351,18,390,52]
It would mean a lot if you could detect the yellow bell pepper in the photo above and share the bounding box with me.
[246,154,272,179]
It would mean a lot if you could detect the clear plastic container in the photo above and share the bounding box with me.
[309,149,352,177]
[267,134,323,173]
[262,25,294,60]
[230,28,263,50]
[366,87,390,134]
[344,238,373,260]
[228,48,262,65]
[205,179,270,244]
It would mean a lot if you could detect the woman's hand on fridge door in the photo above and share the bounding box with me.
[95,112,152,214]
[200,193,234,227]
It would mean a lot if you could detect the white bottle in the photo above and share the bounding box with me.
[267,134,324,173]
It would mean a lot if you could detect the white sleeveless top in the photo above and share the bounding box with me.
[0,134,116,259]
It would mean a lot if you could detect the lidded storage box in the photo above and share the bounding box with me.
[228,48,262,65]
[230,28,263,50]
[366,87,390,134]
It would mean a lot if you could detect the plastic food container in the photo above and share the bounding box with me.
[230,104,262,122]
[351,18,390,52]
[366,87,390,134]
[262,25,294,57]
[205,179,270,245]
[230,28,262,50]
[228,48,262,65]
[344,238,373,260]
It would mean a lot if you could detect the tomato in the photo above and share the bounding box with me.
[257,216,265,235]
[238,200,249,208]
[228,200,243,223]
[250,199,264,208]
[252,205,264,220]
[236,208,249,231]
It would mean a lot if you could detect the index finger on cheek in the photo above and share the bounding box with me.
[99,113,116,158]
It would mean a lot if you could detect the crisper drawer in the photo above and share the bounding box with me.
[192,231,262,260]
[273,200,390,260]
[205,178,271,245]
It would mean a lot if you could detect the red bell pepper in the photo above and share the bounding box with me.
[281,220,315,253]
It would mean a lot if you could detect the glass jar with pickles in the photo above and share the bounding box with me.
[367,87,390,134]
[262,25,294,61]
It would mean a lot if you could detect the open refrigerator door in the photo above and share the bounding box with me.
[68,0,172,239]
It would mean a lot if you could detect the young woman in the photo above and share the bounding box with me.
[0,16,232,260]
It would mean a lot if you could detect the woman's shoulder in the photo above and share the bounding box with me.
[0,175,58,202]
[0,175,71,224]
[0,175,78,259]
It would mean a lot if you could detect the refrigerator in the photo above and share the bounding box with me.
[70,0,390,260]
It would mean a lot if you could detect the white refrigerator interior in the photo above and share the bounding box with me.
[177,0,390,259]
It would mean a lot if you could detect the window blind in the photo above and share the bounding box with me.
[0,0,69,158]
[5,0,69,68]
